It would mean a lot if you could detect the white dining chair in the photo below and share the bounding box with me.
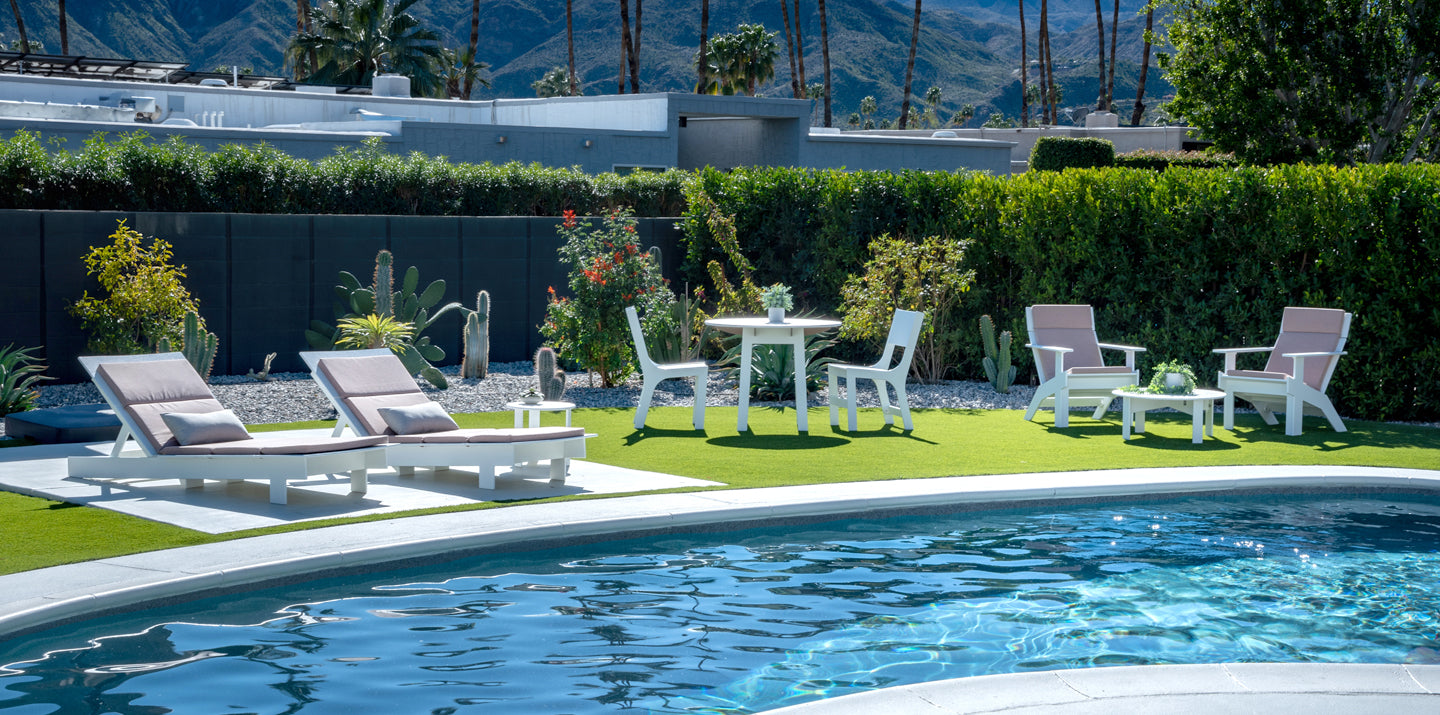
[626,306,708,430]
[828,309,924,432]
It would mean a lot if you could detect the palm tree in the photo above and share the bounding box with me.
[1093,0,1106,111]
[1019,0,1028,127]
[7,0,29,53]
[696,0,710,92]
[293,0,318,79]
[465,0,480,100]
[619,0,633,93]
[567,0,578,96]
[780,0,799,98]
[1106,0,1118,111]
[443,46,490,99]
[898,0,922,130]
[533,67,575,97]
[1131,3,1154,126]
[818,0,832,127]
[57,0,67,54]
[924,85,942,127]
[793,0,806,92]
[697,25,777,96]
[629,0,643,94]
[288,0,447,96]
[860,94,877,128]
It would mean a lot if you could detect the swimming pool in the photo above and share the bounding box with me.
[3,493,1438,713]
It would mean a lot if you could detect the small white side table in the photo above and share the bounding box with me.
[506,400,576,428]
[1113,388,1226,444]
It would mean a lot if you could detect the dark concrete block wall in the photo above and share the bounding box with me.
[2,210,683,383]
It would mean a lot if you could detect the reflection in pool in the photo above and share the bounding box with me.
[3,494,1439,713]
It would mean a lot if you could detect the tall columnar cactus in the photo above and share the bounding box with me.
[461,290,490,379]
[535,347,566,401]
[159,310,218,381]
[980,314,1016,394]
[373,249,394,318]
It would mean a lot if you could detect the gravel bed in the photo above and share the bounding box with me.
[18,361,1036,429]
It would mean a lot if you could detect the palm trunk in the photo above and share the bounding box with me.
[58,0,68,54]
[794,0,806,91]
[819,0,832,127]
[464,0,480,100]
[629,0,642,94]
[619,0,632,93]
[899,0,922,129]
[567,0,577,95]
[1043,0,1056,123]
[1093,0,1106,111]
[9,0,28,53]
[1131,5,1153,126]
[1038,0,1049,123]
[697,0,709,92]
[1106,0,1118,110]
[1019,0,1027,127]
[781,0,800,98]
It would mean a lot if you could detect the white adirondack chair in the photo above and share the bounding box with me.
[1214,307,1351,436]
[1024,304,1144,428]
[827,309,925,432]
[626,306,708,430]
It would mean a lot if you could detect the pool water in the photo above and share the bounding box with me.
[3,494,1440,714]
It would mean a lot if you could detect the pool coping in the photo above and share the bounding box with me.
[4,464,1440,711]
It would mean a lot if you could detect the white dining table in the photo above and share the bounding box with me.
[705,316,842,432]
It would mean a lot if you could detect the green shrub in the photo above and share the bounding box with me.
[1029,137,1116,171]
[1114,149,1239,171]
[68,220,206,354]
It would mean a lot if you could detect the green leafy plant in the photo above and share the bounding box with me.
[69,220,205,354]
[156,310,218,381]
[335,314,414,353]
[1029,137,1116,171]
[759,283,794,310]
[541,208,677,387]
[1125,360,1199,396]
[646,288,713,364]
[979,314,1015,394]
[839,235,975,383]
[0,345,51,417]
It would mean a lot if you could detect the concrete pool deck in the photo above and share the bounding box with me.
[2,448,1439,712]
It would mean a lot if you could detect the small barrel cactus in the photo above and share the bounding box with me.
[535,346,566,401]
[461,290,490,379]
[980,314,1015,394]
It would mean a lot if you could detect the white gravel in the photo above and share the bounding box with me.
[21,361,1038,428]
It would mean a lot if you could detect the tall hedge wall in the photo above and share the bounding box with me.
[0,131,689,216]
[680,164,1440,423]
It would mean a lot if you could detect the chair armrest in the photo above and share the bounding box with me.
[1280,350,1346,358]
[1024,343,1073,354]
[1213,345,1272,371]
[1025,343,1072,376]
[1097,343,1145,370]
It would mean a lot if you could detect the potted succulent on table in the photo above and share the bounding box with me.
[761,283,794,323]
[1145,360,1198,395]
[520,387,542,405]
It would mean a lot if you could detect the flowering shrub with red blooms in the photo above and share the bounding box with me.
[541,207,677,387]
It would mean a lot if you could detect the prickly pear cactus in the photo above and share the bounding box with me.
[462,290,490,379]
[535,346,566,401]
[980,314,1016,394]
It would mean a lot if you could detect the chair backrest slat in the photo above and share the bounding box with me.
[1265,307,1351,390]
[1026,305,1105,382]
[626,306,659,371]
[886,309,926,374]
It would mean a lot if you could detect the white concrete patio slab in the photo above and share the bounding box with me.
[0,430,721,533]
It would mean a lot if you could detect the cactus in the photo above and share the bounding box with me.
[461,290,490,379]
[158,310,218,381]
[535,347,566,401]
[980,314,1016,394]
[247,352,277,382]
[373,249,394,318]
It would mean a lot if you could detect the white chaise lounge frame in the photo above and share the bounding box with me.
[301,349,590,490]
[67,353,383,504]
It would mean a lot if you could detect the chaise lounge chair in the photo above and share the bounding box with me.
[1024,304,1145,428]
[1214,306,1352,436]
[301,349,589,489]
[67,353,385,505]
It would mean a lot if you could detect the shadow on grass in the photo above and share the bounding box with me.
[707,433,850,450]
[1226,415,1440,451]
[826,424,939,445]
[623,426,710,445]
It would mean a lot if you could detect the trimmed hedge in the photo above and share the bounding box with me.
[1114,149,1240,171]
[681,164,1440,422]
[1029,136,1116,171]
[0,131,689,216]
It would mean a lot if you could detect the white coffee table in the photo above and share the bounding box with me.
[1112,388,1226,444]
[705,316,842,432]
[505,400,576,428]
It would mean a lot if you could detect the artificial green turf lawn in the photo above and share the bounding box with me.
[2,406,1437,574]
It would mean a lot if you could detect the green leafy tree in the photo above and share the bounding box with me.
[839,235,974,383]
[1161,0,1440,164]
[69,220,206,354]
[541,208,676,387]
[287,0,448,97]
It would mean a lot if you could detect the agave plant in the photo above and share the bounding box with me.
[335,314,414,353]
[0,345,52,417]
[719,330,836,401]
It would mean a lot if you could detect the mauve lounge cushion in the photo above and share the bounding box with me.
[160,434,384,455]
[95,359,224,452]
[388,427,586,444]
[318,355,419,398]
[378,402,458,435]
[345,393,432,436]
[160,409,252,446]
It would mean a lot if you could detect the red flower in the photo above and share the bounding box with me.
[562,209,577,228]
[624,225,636,233]
[547,285,556,295]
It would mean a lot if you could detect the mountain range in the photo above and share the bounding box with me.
[1,0,1172,124]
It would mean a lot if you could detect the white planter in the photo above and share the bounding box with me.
[1164,373,1186,390]
[768,307,786,323]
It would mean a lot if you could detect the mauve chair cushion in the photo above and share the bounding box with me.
[1227,369,1291,381]
[378,402,459,435]
[160,409,252,446]
[1264,307,1348,389]
[1029,305,1105,381]
[127,398,228,452]
[344,393,432,436]
[318,354,420,398]
[96,359,212,405]
[387,427,586,444]
[160,434,384,455]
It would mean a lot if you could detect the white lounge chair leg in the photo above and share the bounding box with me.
[350,468,367,495]
[1054,390,1070,428]
[1025,381,1056,422]
[1318,401,1346,433]
[828,369,840,427]
[895,382,913,431]
[397,466,415,478]
[1223,392,1235,430]
[269,479,287,505]
[693,374,707,430]
[635,380,656,429]
[1091,398,1112,420]
[1286,392,1303,436]
[846,376,858,432]
[184,478,203,490]
[477,466,496,490]
[549,458,567,484]
[876,379,894,425]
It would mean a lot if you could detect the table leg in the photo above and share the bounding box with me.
[1136,407,1146,434]
[738,332,754,431]
[512,409,523,429]
[793,332,808,432]
[528,410,540,429]
[1191,402,1204,444]
[1204,399,1214,438]
[1122,396,1132,440]
[565,410,572,427]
